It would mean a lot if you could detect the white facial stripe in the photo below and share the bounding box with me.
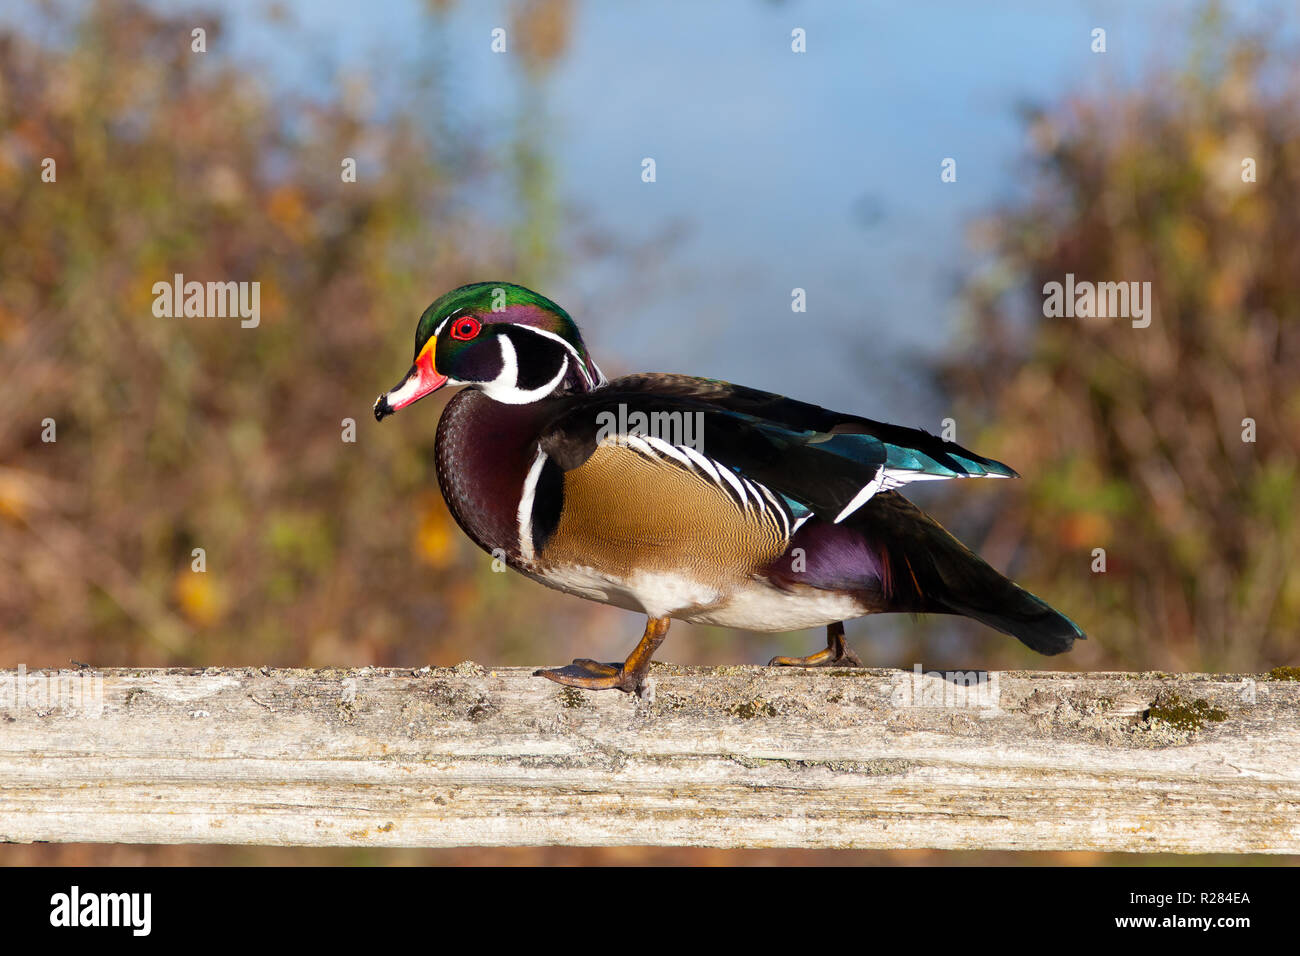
[511,325,600,389]
[517,447,549,562]
[483,333,570,405]
[429,312,605,394]
[432,306,468,339]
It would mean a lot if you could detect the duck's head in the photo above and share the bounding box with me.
[373,282,605,420]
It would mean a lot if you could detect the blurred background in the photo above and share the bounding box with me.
[0,0,1297,864]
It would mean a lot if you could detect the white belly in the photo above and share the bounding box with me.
[682,582,869,631]
[524,563,868,632]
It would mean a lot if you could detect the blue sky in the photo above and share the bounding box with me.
[122,1,1286,418]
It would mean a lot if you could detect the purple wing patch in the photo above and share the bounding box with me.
[765,520,891,597]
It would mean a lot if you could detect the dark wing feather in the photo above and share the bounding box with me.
[607,374,1018,477]
[538,374,1017,522]
[857,492,1086,654]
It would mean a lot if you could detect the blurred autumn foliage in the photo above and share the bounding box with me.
[0,0,1293,681]
[0,0,1293,869]
[0,0,609,668]
[944,18,1300,671]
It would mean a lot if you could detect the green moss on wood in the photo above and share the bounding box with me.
[1147,692,1228,733]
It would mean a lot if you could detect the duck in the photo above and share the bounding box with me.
[374,282,1084,693]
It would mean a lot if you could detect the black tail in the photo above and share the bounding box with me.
[938,573,1084,655]
[861,492,1085,655]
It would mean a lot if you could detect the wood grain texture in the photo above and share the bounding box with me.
[0,664,1296,852]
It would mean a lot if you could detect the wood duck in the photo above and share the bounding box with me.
[374,282,1085,693]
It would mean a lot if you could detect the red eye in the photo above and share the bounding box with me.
[449,316,481,341]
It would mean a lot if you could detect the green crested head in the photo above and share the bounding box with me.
[375,282,606,419]
[412,283,583,357]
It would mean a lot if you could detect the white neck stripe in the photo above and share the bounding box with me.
[516,448,549,562]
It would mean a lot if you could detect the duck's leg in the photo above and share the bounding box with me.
[534,616,671,693]
[768,620,864,668]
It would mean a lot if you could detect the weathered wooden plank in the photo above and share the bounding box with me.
[0,664,1296,851]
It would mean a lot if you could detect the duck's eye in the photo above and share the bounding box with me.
[449,316,481,341]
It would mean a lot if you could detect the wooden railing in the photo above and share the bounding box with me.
[1,664,1296,852]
